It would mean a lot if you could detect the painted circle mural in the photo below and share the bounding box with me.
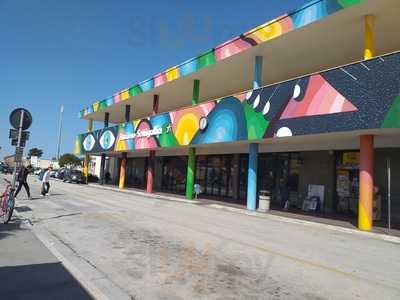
[199,117,208,131]
[83,134,95,151]
[99,130,115,150]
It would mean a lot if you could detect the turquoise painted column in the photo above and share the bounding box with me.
[247,143,258,211]
[247,56,263,210]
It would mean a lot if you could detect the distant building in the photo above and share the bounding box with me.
[28,156,59,169]
[3,154,16,167]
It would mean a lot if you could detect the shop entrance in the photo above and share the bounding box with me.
[160,156,187,195]
[195,155,234,200]
[126,158,146,189]
[258,153,301,209]
[335,151,360,216]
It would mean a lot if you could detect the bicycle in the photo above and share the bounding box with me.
[0,178,15,224]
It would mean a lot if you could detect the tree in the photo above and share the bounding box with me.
[58,153,82,167]
[27,148,43,159]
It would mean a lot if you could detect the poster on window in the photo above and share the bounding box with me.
[336,170,350,197]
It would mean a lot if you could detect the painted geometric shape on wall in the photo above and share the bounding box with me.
[135,120,159,149]
[280,74,357,119]
[82,134,95,152]
[115,123,135,151]
[381,96,400,128]
[191,97,247,145]
[99,130,116,150]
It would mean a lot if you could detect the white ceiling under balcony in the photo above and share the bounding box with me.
[84,0,400,124]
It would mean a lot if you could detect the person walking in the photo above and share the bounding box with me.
[41,167,52,196]
[14,165,32,200]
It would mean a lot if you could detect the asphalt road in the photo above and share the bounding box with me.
[2,174,400,300]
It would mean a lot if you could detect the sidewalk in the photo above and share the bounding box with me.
[0,218,92,300]
[88,182,400,242]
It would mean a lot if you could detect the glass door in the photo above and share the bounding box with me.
[161,156,187,195]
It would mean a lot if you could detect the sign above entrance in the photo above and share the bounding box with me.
[120,125,171,141]
[343,152,360,165]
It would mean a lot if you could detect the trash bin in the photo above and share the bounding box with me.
[258,190,270,212]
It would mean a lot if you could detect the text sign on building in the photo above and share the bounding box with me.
[120,125,171,140]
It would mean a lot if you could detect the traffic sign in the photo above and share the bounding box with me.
[11,139,26,147]
[9,129,29,141]
[15,147,23,162]
[9,108,32,130]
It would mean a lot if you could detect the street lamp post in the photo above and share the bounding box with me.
[56,104,64,161]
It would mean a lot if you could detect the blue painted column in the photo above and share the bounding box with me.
[247,56,263,210]
[247,143,258,211]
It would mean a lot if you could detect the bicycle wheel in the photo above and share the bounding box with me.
[3,193,15,224]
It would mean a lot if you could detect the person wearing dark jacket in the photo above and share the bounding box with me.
[14,165,32,199]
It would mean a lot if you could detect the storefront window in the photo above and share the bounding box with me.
[126,158,146,189]
[161,156,187,195]
[257,153,300,208]
[195,155,234,200]
[335,151,359,215]
[238,155,248,201]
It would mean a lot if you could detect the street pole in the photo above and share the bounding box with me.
[12,110,25,190]
[387,158,391,234]
[56,104,64,161]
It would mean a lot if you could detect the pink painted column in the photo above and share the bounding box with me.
[146,95,159,193]
[358,135,374,231]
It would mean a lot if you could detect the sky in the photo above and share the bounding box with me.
[0,0,307,159]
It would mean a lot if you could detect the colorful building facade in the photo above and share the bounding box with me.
[76,0,400,231]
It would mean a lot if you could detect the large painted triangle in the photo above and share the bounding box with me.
[280,74,357,120]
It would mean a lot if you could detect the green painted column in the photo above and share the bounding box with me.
[192,79,200,106]
[186,80,200,199]
[186,148,196,199]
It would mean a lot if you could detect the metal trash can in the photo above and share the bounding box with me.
[258,190,270,212]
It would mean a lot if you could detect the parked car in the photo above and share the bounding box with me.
[49,169,58,177]
[55,168,66,180]
[0,165,13,174]
[63,169,85,184]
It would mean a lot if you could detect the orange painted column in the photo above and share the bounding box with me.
[119,152,127,189]
[358,135,374,231]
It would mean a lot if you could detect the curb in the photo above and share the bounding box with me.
[87,183,201,204]
[204,204,400,244]
[86,183,400,245]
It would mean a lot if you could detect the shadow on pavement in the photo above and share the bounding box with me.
[0,222,23,241]
[0,262,93,300]
[15,206,32,212]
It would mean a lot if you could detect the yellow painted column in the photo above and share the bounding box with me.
[364,15,375,60]
[358,135,374,231]
[119,152,127,189]
[357,15,375,230]
[83,119,93,183]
